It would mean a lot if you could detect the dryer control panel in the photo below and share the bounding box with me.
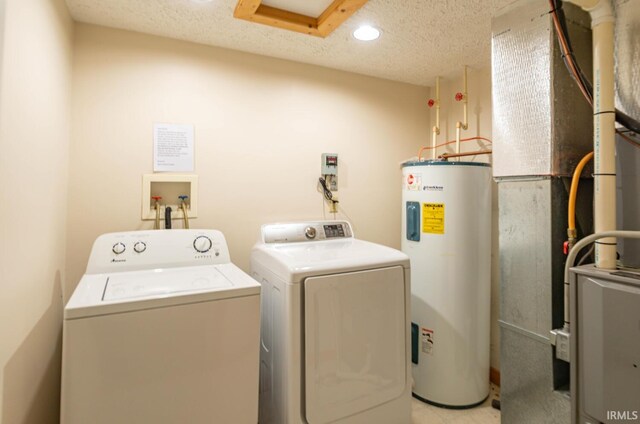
[86,230,231,274]
[262,221,353,244]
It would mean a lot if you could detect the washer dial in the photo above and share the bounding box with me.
[193,236,213,253]
[112,242,126,255]
[305,226,317,240]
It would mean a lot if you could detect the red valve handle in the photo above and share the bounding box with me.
[427,99,435,108]
[151,196,162,201]
[455,92,464,102]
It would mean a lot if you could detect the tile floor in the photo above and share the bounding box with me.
[411,385,501,424]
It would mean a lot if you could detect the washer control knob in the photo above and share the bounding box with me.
[305,226,317,240]
[112,242,126,255]
[193,236,212,253]
[133,242,147,253]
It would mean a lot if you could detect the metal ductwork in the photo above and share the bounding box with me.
[492,1,593,422]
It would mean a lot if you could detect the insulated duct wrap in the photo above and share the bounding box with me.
[491,1,593,177]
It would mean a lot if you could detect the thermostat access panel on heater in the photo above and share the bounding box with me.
[261,221,353,244]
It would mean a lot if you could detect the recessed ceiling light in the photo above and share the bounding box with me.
[353,25,380,41]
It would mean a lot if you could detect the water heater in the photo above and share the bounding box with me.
[401,160,492,408]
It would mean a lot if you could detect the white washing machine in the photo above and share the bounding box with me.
[60,230,261,424]
[251,221,411,424]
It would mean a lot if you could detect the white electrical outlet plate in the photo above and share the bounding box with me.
[550,328,571,363]
[142,174,198,220]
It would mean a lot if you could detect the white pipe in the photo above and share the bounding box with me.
[566,0,617,269]
[431,130,437,160]
[455,122,461,157]
[431,76,441,160]
[454,66,468,160]
[462,65,468,130]
[563,231,640,329]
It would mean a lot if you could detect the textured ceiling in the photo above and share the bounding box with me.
[65,0,515,87]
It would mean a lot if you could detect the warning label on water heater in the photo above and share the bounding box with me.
[422,203,445,234]
[421,328,434,355]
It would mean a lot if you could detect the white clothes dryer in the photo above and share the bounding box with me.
[251,221,411,424]
[61,230,260,424]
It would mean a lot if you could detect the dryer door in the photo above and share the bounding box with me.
[304,266,407,424]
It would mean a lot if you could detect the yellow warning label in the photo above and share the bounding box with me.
[422,203,445,234]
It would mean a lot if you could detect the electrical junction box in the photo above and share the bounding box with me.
[321,153,338,192]
[321,153,338,176]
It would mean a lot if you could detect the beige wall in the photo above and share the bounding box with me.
[68,24,503,373]
[429,69,501,370]
[67,24,430,294]
[0,0,73,422]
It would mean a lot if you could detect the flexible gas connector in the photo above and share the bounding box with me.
[152,196,162,230]
[566,151,594,252]
[179,195,189,229]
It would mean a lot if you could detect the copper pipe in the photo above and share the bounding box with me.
[418,136,493,161]
[549,0,593,106]
[439,150,492,159]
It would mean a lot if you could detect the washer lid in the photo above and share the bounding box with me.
[103,266,232,301]
[251,238,409,283]
[65,263,260,319]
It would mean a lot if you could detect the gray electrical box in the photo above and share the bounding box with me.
[321,153,338,191]
[321,153,338,176]
[570,266,640,424]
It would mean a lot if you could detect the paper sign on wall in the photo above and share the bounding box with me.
[153,123,194,172]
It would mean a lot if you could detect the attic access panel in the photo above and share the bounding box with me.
[262,0,333,17]
[234,0,369,38]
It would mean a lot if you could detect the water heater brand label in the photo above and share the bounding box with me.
[421,328,434,355]
[422,203,445,234]
[406,173,422,191]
